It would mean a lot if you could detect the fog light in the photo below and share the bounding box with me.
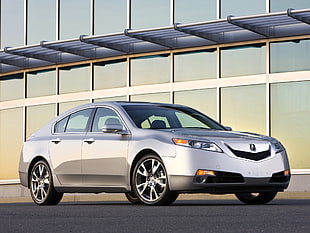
[196,170,216,176]
[284,170,290,176]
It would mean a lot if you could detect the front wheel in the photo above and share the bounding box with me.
[235,192,278,205]
[30,160,63,205]
[132,154,179,206]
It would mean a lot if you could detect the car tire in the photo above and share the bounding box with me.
[29,160,63,205]
[125,192,141,204]
[132,154,179,206]
[235,191,278,205]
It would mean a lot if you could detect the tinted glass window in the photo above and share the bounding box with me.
[123,105,224,130]
[92,108,123,132]
[270,40,310,73]
[221,0,265,18]
[65,109,93,133]
[54,116,69,133]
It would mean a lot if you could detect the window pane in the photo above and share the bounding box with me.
[27,0,56,44]
[26,104,56,138]
[221,0,266,18]
[174,89,217,119]
[55,116,69,133]
[130,93,170,103]
[0,108,23,179]
[270,40,310,73]
[92,108,122,132]
[27,70,56,98]
[131,0,170,29]
[59,65,91,94]
[221,45,266,78]
[59,100,90,115]
[131,55,170,86]
[0,74,24,101]
[271,81,310,169]
[174,50,217,82]
[221,85,266,134]
[271,0,310,12]
[175,0,217,23]
[66,108,92,132]
[60,0,90,40]
[94,0,127,34]
[94,60,127,90]
[1,0,24,48]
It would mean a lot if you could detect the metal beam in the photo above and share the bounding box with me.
[5,45,58,64]
[287,8,310,25]
[173,23,221,43]
[124,29,175,49]
[1,48,29,67]
[79,35,130,54]
[40,41,94,59]
[227,15,269,37]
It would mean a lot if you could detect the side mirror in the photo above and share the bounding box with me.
[225,126,232,131]
[102,124,125,134]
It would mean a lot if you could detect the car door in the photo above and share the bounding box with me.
[49,108,93,185]
[82,107,130,187]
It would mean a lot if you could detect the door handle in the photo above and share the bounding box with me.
[83,138,95,144]
[51,138,61,144]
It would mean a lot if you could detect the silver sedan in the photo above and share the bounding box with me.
[19,102,290,205]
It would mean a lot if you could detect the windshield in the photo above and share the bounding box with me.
[123,105,226,130]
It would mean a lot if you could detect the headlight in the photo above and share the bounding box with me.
[273,141,285,154]
[173,138,223,153]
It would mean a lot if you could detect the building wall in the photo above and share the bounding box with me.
[0,0,310,181]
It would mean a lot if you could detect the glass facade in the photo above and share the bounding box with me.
[94,60,127,90]
[131,55,170,86]
[131,0,170,29]
[221,44,266,78]
[221,85,266,135]
[26,104,56,138]
[59,65,91,94]
[94,0,127,34]
[60,0,91,40]
[175,0,217,23]
[221,0,266,18]
[0,74,24,101]
[271,81,310,169]
[27,0,56,45]
[271,0,310,12]
[270,40,310,73]
[174,89,217,119]
[27,70,56,98]
[1,0,24,48]
[0,108,23,179]
[174,50,217,82]
[0,0,310,181]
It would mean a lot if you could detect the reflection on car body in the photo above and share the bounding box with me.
[19,102,290,205]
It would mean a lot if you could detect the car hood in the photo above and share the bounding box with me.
[169,128,272,142]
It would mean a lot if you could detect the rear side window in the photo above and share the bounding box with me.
[54,108,93,133]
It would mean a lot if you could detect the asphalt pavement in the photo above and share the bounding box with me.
[0,198,309,233]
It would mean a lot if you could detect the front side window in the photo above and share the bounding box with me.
[91,107,123,132]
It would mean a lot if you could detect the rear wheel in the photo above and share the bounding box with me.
[235,192,278,205]
[30,160,63,205]
[125,192,141,204]
[132,154,178,206]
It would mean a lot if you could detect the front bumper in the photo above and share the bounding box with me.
[164,145,290,193]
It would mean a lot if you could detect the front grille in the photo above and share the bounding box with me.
[227,145,271,161]
[270,171,291,183]
[206,171,244,183]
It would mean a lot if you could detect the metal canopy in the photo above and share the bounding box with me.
[1,8,310,75]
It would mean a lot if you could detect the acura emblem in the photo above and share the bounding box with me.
[250,144,256,152]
